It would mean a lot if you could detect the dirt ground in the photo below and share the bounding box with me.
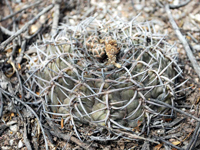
[0,0,200,149]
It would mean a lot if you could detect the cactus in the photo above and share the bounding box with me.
[26,17,182,131]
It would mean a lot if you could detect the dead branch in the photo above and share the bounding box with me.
[0,88,49,150]
[86,121,160,144]
[0,90,3,117]
[165,4,200,79]
[23,122,32,150]
[186,122,200,150]
[156,137,184,150]
[0,4,54,52]
[12,61,24,101]
[46,117,95,150]
[169,0,191,9]
[156,0,191,9]
[16,40,26,64]
[113,129,160,144]
[0,124,8,135]
[146,99,200,122]
[0,26,14,36]
[50,131,95,150]
[0,1,42,22]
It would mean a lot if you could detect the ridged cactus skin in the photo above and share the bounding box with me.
[27,17,182,130]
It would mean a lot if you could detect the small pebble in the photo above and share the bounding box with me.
[69,19,76,26]
[195,78,199,83]
[192,14,200,22]
[144,7,153,13]
[12,0,21,3]
[134,4,143,11]
[29,24,39,35]
[1,146,12,150]
[169,138,175,142]
[173,0,179,5]
[157,129,164,134]
[190,118,195,124]
[190,109,195,115]
[154,25,160,32]
[193,45,200,51]
[9,139,14,146]
[18,140,23,149]
[9,124,18,132]
[40,15,46,24]
[182,108,186,112]
[0,81,8,90]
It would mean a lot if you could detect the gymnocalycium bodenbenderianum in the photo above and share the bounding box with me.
[25,16,184,139]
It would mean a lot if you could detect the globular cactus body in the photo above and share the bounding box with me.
[26,17,182,130]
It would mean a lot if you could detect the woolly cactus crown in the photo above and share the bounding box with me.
[26,16,182,132]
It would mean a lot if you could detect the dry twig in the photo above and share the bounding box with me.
[23,122,32,150]
[147,99,200,122]
[0,26,14,36]
[0,124,8,136]
[169,0,191,9]
[0,1,41,22]
[86,121,160,144]
[156,0,191,9]
[0,90,3,117]
[46,117,95,150]
[156,137,184,150]
[186,122,200,150]
[165,4,200,79]
[0,4,54,51]
[0,88,49,150]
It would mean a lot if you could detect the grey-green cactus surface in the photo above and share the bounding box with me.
[26,17,182,131]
